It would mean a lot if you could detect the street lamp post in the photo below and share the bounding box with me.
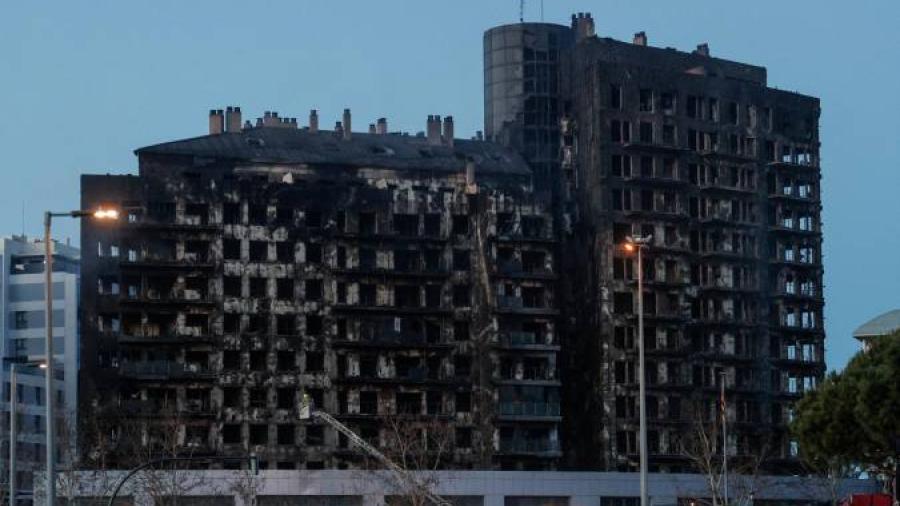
[624,235,652,506]
[43,208,118,506]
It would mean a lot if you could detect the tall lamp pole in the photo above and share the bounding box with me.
[624,235,652,506]
[43,208,118,506]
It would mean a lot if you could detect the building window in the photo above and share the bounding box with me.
[609,84,622,109]
[639,89,654,112]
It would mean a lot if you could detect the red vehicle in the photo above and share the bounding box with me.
[841,493,893,506]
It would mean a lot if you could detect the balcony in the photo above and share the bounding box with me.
[119,361,216,380]
[498,401,561,419]
[495,260,555,280]
[496,331,558,351]
[498,439,561,456]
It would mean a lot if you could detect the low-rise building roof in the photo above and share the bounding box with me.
[852,309,900,340]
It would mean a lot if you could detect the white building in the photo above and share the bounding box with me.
[48,469,880,506]
[852,309,900,351]
[1,235,79,492]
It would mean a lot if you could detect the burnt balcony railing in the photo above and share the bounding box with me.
[499,439,560,454]
[498,401,560,417]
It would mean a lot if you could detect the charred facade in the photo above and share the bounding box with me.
[80,111,561,471]
[487,14,824,472]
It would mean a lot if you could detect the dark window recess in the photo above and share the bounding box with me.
[456,391,472,413]
[277,388,294,409]
[277,316,295,336]
[424,214,441,236]
[305,351,324,373]
[223,350,241,370]
[224,276,241,297]
[425,285,442,308]
[249,241,268,262]
[426,390,442,415]
[223,387,241,407]
[454,355,472,377]
[359,391,378,414]
[452,249,471,271]
[224,313,240,334]
[360,355,377,377]
[249,205,268,225]
[359,248,376,270]
[277,278,294,300]
[424,249,442,271]
[305,209,322,228]
[249,424,268,445]
[395,285,420,308]
[277,350,295,370]
[250,351,267,371]
[614,292,634,314]
[223,424,241,444]
[394,214,419,236]
[454,321,469,341]
[276,242,294,263]
[223,203,241,224]
[277,424,295,445]
[359,284,377,306]
[358,212,377,235]
[246,315,264,333]
[223,239,241,260]
[249,388,267,408]
[250,277,268,298]
[305,425,325,445]
[275,206,294,226]
[306,243,322,264]
[522,216,544,238]
[452,215,469,235]
[396,392,422,414]
[305,279,323,301]
[456,427,473,448]
[452,285,470,307]
[306,315,323,335]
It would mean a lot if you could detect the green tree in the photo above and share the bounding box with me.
[792,331,900,488]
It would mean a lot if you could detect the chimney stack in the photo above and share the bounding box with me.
[442,116,454,147]
[571,12,595,41]
[427,115,442,145]
[368,123,376,134]
[694,43,710,57]
[633,31,648,46]
[465,160,478,195]
[476,130,484,141]
[342,108,352,140]
[208,109,224,135]
[225,106,242,132]
[335,121,344,138]
[309,109,319,133]
[376,117,388,135]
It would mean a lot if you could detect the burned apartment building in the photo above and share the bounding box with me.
[80,109,561,471]
[485,14,825,472]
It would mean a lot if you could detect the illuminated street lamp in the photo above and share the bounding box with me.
[622,234,652,506]
[42,207,118,505]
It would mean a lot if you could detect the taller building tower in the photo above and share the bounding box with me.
[485,15,824,473]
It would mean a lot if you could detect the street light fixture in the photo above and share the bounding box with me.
[622,234,652,506]
[4,357,47,506]
[43,207,118,506]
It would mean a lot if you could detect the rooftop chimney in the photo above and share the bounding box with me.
[633,31,648,46]
[476,130,484,141]
[427,115,442,145]
[442,116,455,147]
[208,109,224,135]
[694,43,710,57]
[368,123,376,134]
[225,106,242,132]
[376,117,388,135]
[342,108,352,140]
[309,109,319,133]
[571,12,595,41]
[334,121,344,137]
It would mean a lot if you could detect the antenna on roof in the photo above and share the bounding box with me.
[540,0,544,21]
[519,0,524,22]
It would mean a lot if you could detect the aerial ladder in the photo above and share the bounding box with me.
[299,395,455,506]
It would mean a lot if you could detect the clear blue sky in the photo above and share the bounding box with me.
[1,1,897,370]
